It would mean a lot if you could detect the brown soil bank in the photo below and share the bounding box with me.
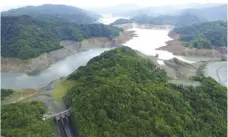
[1,30,135,73]
[157,31,227,58]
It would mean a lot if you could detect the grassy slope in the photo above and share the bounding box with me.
[51,79,75,101]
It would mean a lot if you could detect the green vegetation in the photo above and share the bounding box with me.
[110,19,133,25]
[1,15,121,59]
[130,13,205,27]
[64,46,226,137]
[174,21,227,48]
[51,79,75,100]
[221,58,227,61]
[1,4,100,24]
[1,101,57,137]
[1,89,15,101]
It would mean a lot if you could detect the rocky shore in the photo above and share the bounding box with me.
[1,30,135,73]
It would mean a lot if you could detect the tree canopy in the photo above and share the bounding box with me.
[173,21,227,48]
[1,101,57,137]
[1,15,121,59]
[64,46,227,137]
[1,89,15,101]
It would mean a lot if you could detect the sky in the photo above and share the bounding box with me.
[0,0,227,11]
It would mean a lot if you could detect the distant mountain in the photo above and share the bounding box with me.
[180,5,227,21]
[109,3,225,17]
[1,4,100,24]
[175,13,206,27]
[130,13,205,27]
[125,5,189,17]
[110,18,133,25]
[91,4,143,16]
[1,15,121,59]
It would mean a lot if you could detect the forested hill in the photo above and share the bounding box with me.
[2,101,57,137]
[64,46,226,137]
[1,15,121,59]
[110,19,133,25]
[180,5,227,21]
[1,4,100,24]
[173,21,227,48]
[111,13,205,27]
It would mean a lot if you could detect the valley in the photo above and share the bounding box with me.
[1,3,227,137]
[2,23,212,89]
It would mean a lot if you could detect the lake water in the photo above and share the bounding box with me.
[123,28,195,64]
[1,17,196,89]
[1,48,110,89]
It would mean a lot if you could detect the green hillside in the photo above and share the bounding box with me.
[1,15,121,59]
[173,21,227,48]
[1,101,57,137]
[1,4,100,24]
[64,46,227,137]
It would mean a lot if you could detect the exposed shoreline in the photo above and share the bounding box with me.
[156,30,227,59]
[2,24,226,73]
[1,30,135,73]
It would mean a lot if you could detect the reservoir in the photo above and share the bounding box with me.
[1,17,196,89]
[1,48,110,89]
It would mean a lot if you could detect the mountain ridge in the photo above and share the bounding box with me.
[1,15,121,59]
[1,4,101,24]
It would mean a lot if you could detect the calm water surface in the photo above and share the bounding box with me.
[1,17,198,89]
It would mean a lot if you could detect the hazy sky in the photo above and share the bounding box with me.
[0,0,227,11]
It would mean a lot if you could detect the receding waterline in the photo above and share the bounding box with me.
[1,28,195,89]
[1,48,111,89]
[123,28,195,63]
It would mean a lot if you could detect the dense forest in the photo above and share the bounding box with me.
[1,101,57,137]
[64,46,227,137]
[1,15,121,59]
[1,4,100,24]
[111,13,205,27]
[173,21,227,48]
